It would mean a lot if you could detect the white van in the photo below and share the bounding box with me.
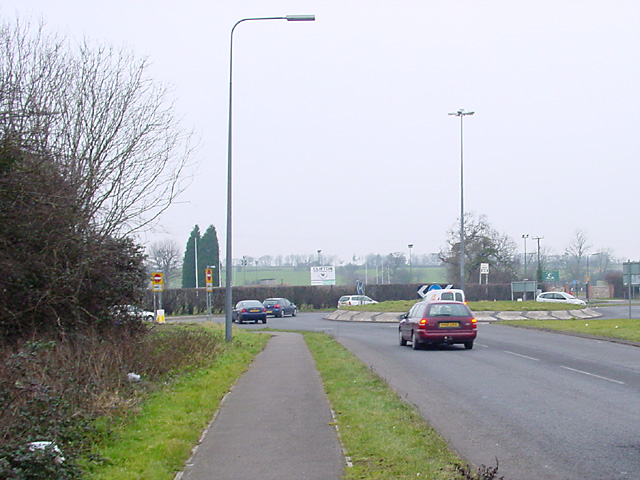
[423,288,466,304]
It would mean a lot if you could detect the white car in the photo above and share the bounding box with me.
[113,305,156,322]
[536,292,586,306]
[337,295,378,308]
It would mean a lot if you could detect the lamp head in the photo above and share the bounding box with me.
[286,14,316,21]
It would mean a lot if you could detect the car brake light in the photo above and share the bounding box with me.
[241,308,247,313]
[419,318,428,329]
[262,308,267,312]
[275,304,281,308]
[471,318,477,328]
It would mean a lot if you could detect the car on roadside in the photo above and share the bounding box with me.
[112,305,155,322]
[232,300,268,324]
[263,298,298,317]
[398,301,477,350]
[337,295,378,308]
[536,291,586,306]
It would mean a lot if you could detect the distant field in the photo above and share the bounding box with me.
[228,265,446,287]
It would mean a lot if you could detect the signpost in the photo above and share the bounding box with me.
[479,263,489,284]
[205,268,214,319]
[310,266,336,285]
[151,272,164,322]
[623,261,639,319]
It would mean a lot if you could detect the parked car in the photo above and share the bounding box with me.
[337,295,378,308]
[112,305,155,322]
[536,291,586,306]
[263,298,298,317]
[398,301,477,350]
[232,300,267,324]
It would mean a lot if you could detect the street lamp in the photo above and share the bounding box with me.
[225,14,315,342]
[408,244,413,283]
[522,234,529,300]
[448,108,474,290]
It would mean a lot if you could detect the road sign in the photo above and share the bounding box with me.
[205,268,213,292]
[480,263,489,274]
[356,281,364,295]
[151,272,164,292]
[543,270,560,282]
[418,284,441,298]
[310,266,336,285]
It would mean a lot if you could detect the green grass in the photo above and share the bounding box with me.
[344,299,583,313]
[303,332,462,479]
[228,265,446,286]
[83,326,269,480]
[501,318,640,342]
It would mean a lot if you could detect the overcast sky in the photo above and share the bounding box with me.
[3,1,639,264]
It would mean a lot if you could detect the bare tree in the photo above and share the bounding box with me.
[439,213,518,284]
[564,229,591,282]
[0,18,193,238]
[147,239,182,288]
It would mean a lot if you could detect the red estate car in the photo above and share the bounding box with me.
[398,301,477,350]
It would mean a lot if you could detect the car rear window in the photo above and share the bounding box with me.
[428,304,470,317]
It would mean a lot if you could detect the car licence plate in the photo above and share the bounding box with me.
[249,309,260,313]
[439,322,460,328]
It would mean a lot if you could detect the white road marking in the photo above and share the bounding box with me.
[560,366,625,385]
[504,350,540,361]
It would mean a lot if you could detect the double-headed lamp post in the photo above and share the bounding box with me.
[448,108,474,290]
[225,14,315,343]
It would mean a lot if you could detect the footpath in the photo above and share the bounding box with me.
[175,331,345,480]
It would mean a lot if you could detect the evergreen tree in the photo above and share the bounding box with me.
[182,225,201,288]
[200,225,221,287]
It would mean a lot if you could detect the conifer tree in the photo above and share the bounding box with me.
[182,225,201,288]
[200,225,221,287]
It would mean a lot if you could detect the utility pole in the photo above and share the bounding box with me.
[533,236,544,282]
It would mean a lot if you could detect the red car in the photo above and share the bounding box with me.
[398,301,477,350]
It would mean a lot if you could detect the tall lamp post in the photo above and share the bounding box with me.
[408,244,413,283]
[448,108,474,290]
[522,234,529,300]
[225,14,315,343]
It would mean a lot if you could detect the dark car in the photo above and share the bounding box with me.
[232,300,267,324]
[263,298,298,317]
[398,301,477,350]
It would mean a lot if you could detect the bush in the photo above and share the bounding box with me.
[0,324,225,479]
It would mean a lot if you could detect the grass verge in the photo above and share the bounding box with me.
[82,326,269,480]
[500,318,640,343]
[344,300,583,313]
[303,331,463,480]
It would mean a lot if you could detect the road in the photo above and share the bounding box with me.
[185,307,640,480]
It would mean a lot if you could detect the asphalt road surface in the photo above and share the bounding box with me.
[184,307,640,480]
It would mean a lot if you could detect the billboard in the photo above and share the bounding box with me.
[310,266,336,285]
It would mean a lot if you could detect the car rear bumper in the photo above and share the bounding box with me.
[416,330,477,344]
[239,314,267,321]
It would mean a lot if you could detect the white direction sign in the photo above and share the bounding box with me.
[310,266,336,285]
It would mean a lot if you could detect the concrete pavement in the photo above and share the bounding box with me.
[176,331,345,480]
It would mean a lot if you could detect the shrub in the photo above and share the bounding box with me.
[0,324,225,478]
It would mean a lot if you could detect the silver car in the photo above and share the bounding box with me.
[536,292,586,306]
[337,295,378,308]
